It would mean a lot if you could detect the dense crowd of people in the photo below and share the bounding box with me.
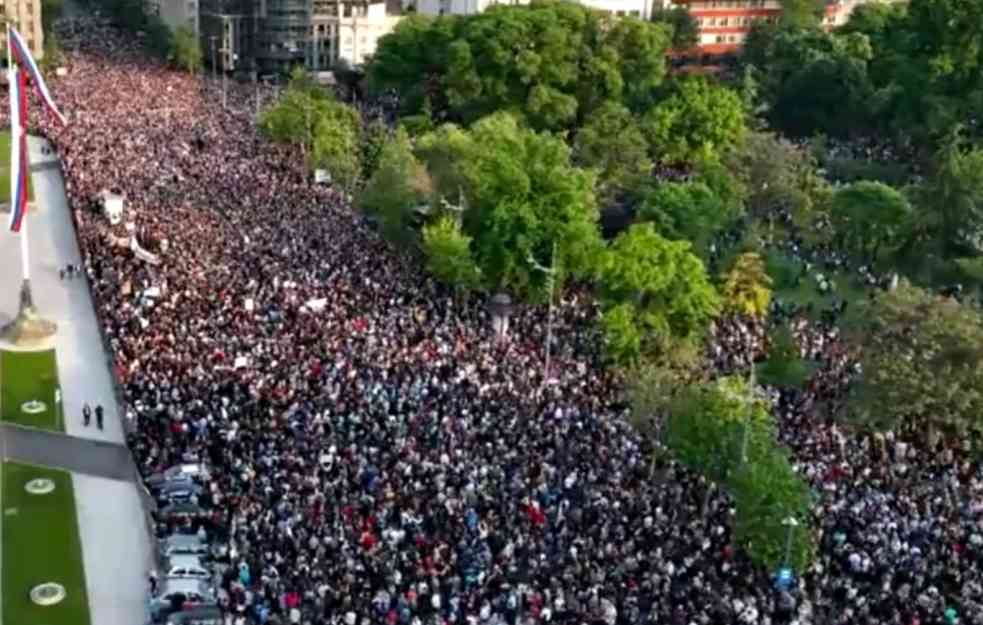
[16,16,983,625]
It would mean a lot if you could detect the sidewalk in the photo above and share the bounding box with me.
[21,136,126,445]
[0,136,152,625]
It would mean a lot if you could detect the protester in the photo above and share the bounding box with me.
[20,17,983,625]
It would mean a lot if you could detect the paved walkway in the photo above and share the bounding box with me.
[0,136,152,625]
[1,423,134,480]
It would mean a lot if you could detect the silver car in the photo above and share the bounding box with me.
[161,554,211,580]
[159,533,209,559]
[149,579,217,620]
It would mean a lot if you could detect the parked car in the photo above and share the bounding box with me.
[148,579,217,621]
[164,606,223,625]
[159,533,210,559]
[155,480,204,505]
[146,464,210,491]
[159,502,210,523]
[161,554,211,580]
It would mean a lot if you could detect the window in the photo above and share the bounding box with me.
[716,35,724,42]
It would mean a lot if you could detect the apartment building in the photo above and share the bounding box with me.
[308,0,403,69]
[199,0,251,73]
[0,0,44,61]
[676,0,890,54]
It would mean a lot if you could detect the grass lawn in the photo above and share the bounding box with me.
[776,269,866,312]
[1,462,90,625]
[0,348,62,431]
[0,130,35,204]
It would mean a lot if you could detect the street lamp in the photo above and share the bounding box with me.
[782,515,800,566]
[487,293,512,343]
[528,242,558,392]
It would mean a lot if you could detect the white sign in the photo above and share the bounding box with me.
[234,356,249,369]
[314,169,331,185]
[244,298,255,312]
[303,298,327,313]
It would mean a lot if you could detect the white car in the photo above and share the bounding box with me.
[162,554,211,580]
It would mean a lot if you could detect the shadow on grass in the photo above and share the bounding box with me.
[1,461,90,625]
[0,348,62,432]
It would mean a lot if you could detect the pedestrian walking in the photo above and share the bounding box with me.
[82,403,91,427]
[148,569,159,596]
[95,404,104,430]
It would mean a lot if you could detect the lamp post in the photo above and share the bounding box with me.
[528,242,558,393]
[209,35,218,82]
[782,515,800,566]
[487,293,513,344]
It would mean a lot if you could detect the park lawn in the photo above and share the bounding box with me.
[1,462,91,625]
[776,270,866,313]
[0,130,35,204]
[0,348,63,431]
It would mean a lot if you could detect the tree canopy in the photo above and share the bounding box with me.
[368,2,672,132]
[650,6,699,51]
[642,76,747,164]
[599,224,719,362]
[413,112,603,299]
[721,252,773,318]
[170,25,203,75]
[842,282,983,446]
[830,180,911,262]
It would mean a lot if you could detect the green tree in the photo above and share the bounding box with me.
[573,101,651,197]
[170,25,203,74]
[650,6,699,50]
[369,15,459,114]
[843,282,983,446]
[312,101,362,192]
[642,75,747,164]
[757,28,875,138]
[360,119,390,181]
[721,251,773,318]
[779,0,824,28]
[41,0,64,35]
[359,128,431,243]
[665,376,775,488]
[260,77,335,156]
[599,223,720,360]
[919,139,983,255]
[756,325,813,388]
[626,339,705,444]
[730,444,816,571]
[422,216,483,292]
[368,4,671,131]
[601,302,646,365]
[830,180,911,261]
[726,131,828,227]
[40,33,64,73]
[636,179,736,253]
[416,112,604,299]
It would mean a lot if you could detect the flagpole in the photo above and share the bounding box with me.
[1,22,55,347]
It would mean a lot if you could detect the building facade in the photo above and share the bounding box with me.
[675,0,893,54]
[409,0,526,16]
[158,0,201,36]
[0,0,44,61]
[308,0,403,69]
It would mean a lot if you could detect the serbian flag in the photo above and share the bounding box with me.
[7,68,29,232]
[7,25,66,125]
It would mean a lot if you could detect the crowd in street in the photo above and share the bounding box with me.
[18,16,983,625]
